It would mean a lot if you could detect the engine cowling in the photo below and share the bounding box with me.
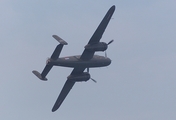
[67,72,90,82]
[84,42,108,52]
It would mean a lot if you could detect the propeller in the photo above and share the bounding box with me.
[90,78,97,83]
[105,39,114,57]
[107,39,114,45]
[87,68,97,83]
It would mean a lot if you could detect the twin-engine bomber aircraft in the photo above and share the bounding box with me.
[32,5,115,112]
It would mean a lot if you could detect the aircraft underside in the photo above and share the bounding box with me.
[33,5,115,112]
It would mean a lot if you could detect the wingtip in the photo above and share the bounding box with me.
[51,108,57,112]
[51,100,63,112]
[51,105,59,112]
[111,5,116,10]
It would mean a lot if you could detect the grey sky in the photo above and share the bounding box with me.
[0,0,176,120]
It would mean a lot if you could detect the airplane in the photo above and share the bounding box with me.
[32,5,115,112]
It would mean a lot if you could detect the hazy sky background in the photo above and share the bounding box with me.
[0,0,176,120]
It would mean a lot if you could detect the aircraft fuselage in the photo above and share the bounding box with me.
[49,55,111,68]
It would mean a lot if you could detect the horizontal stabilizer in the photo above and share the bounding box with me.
[52,35,68,45]
[51,44,63,60]
[32,70,48,81]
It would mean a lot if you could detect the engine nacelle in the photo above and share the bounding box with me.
[67,72,90,82]
[84,42,108,52]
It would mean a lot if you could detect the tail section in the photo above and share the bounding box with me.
[52,35,68,45]
[51,35,68,60]
[32,70,48,81]
[33,35,67,80]
[51,44,64,60]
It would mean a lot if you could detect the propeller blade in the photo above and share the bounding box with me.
[86,68,97,83]
[91,78,97,83]
[105,39,114,57]
[108,39,114,45]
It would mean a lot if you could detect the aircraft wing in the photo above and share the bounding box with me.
[80,5,115,60]
[51,6,115,112]
[52,79,75,112]
[52,67,86,112]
